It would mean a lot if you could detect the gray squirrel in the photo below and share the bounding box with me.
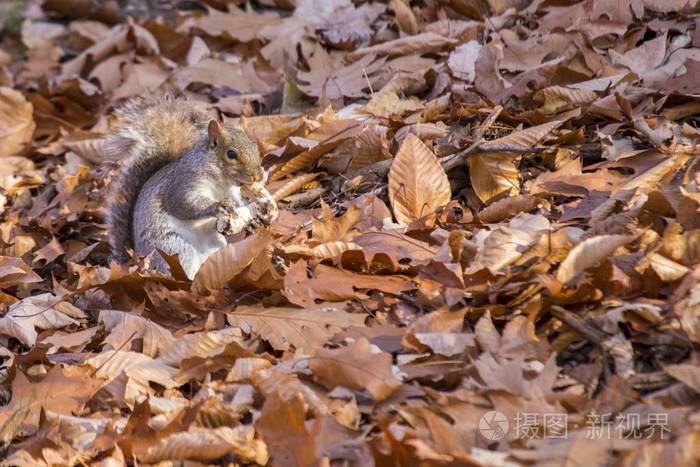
[105,96,278,278]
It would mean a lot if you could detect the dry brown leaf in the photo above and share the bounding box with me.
[141,425,268,464]
[448,40,482,82]
[0,88,35,158]
[0,294,84,347]
[536,85,597,114]
[256,392,318,467]
[99,309,175,358]
[0,256,42,288]
[158,328,246,367]
[389,0,418,35]
[347,32,457,59]
[309,337,401,401]
[312,202,361,243]
[271,119,363,180]
[179,5,280,43]
[591,155,686,225]
[283,261,413,307]
[0,366,103,435]
[556,235,635,283]
[467,226,539,273]
[192,230,272,295]
[297,50,384,99]
[476,194,540,223]
[87,350,178,403]
[271,172,319,201]
[388,133,451,225]
[281,241,362,259]
[227,304,365,353]
[364,89,424,118]
[469,152,521,204]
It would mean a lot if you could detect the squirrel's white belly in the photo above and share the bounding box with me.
[167,215,226,276]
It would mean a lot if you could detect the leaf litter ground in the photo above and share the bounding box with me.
[0,0,700,465]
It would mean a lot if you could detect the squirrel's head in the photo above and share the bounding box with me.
[207,120,264,185]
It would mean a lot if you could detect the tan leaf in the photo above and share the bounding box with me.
[469,152,521,204]
[296,50,385,99]
[0,366,103,435]
[158,328,245,367]
[271,172,319,201]
[665,364,700,393]
[99,309,175,358]
[309,337,401,401]
[644,252,689,282]
[536,85,597,114]
[283,261,413,307]
[0,87,35,158]
[226,304,366,354]
[389,0,418,35]
[348,32,457,59]
[178,5,280,43]
[39,326,99,352]
[281,241,362,259]
[364,89,424,118]
[87,350,178,404]
[347,124,391,171]
[591,154,686,225]
[0,256,42,288]
[481,118,571,153]
[556,235,634,283]
[0,293,84,347]
[466,226,539,273]
[388,133,451,225]
[141,425,268,464]
[256,392,318,467]
[271,119,363,180]
[192,230,272,295]
[476,194,540,223]
[174,58,256,93]
[312,202,361,242]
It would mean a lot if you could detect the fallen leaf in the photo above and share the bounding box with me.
[0,365,103,435]
[310,337,401,401]
[192,230,272,295]
[227,304,366,354]
[388,133,451,225]
[556,235,635,284]
[0,88,35,158]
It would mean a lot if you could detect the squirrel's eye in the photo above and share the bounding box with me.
[226,149,238,160]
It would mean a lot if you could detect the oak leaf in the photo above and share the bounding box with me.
[0,365,103,435]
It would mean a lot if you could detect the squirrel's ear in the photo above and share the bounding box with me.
[207,120,223,148]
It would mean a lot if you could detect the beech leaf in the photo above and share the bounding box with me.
[309,337,401,401]
[192,230,272,295]
[556,235,635,283]
[388,133,451,225]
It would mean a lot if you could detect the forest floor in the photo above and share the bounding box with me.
[0,0,699,466]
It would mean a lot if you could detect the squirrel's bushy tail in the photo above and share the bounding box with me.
[106,95,209,263]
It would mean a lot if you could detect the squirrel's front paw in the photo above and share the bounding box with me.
[215,205,234,235]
